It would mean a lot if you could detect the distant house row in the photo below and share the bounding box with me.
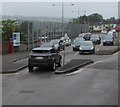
[90,24,117,32]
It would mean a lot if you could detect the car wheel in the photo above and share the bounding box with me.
[73,48,75,51]
[28,65,33,72]
[92,50,95,54]
[51,62,56,71]
[58,59,62,67]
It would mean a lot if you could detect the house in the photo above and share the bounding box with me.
[90,23,117,32]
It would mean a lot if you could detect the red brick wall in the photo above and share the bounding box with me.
[2,41,9,54]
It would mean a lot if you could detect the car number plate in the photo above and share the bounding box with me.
[36,57,43,59]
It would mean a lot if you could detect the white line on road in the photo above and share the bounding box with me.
[97,49,99,51]
[113,52,119,56]
[69,50,72,53]
[75,52,79,56]
[2,72,19,76]
[64,60,102,76]
[86,60,102,68]
[64,68,84,76]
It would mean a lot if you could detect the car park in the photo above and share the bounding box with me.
[90,34,101,44]
[103,36,114,46]
[28,47,62,72]
[72,37,85,51]
[79,41,95,54]
[50,39,64,51]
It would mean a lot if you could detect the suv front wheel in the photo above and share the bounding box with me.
[58,59,62,67]
[28,65,33,72]
[51,62,56,71]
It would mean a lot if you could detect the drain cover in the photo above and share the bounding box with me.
[20,90,34,94]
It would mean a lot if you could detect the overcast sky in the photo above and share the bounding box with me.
[1,2,119,19]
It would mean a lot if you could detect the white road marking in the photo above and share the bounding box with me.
[97,49,99,51]
[75,52,79,56]
[64,68,84,76]
[113,52,118,56]
[86,60,102,68]
[100,44,102,46]
[60,51,64,53]
[64,60,102,76]
[2,72,19,76]
[69,50,72,53]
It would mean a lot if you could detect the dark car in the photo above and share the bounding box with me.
[79,41,95,54]
[83,33,91,40]
[72,37,85,51]
[50,39,64,51]
[40,42,55,48]
[28,47,62,72]
[90,34,101,44]
[78,33,85,38]
[103,36,114,46]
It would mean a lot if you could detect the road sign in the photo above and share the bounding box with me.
[12,32,20,46]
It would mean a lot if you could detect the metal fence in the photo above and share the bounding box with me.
[32,21,89,39]
[21,21,89,50]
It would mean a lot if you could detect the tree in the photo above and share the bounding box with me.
[2,19,19,40]
[70,13,103,24]
[88,13,103,23]
[20,21,33,42]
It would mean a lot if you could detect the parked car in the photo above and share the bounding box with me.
[103,36,114,46]
[72,37,85,51]
[50,39,64,51]
[101,30,107,34]
[83,33,91,40]
[60,37,71,46]
[41,42,55,48]
[28,47,62,72]
[78,33,85,38]
[79,41,95,54]
[90,34,101,44]
[107,31,116,40]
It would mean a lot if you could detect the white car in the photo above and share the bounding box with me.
[60,37,71,46]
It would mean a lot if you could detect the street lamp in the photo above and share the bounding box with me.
[52,1,74,65]
[72,8,86,18]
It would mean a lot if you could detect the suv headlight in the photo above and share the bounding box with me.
[29,55,32,59]
[79,47,82,50]
[72,45,75,47]
[91,47,94,50]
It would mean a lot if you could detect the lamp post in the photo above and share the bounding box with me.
[72,8,86,18]
[27,21,30,51]
[52,1,74,65]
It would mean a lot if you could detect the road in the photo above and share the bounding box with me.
[2,43,119,105]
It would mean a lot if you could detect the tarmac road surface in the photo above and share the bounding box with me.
[2,50,119,105]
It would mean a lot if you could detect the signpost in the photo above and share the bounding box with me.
[12,32,20,47]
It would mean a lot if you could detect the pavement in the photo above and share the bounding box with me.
[1,51,30,74]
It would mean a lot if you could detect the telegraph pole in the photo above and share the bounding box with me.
[27,21,30,51]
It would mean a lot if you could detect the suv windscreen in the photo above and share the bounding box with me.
[32,50,50,53]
